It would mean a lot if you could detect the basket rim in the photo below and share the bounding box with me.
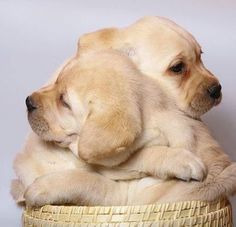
[23,203,232,225]
[26,198,229,212]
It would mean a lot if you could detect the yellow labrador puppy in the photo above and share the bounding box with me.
[12,17,236,206]
[13,50,235,207]
[12,50,206,205]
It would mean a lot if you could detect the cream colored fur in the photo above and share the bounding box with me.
[12,17,236,207]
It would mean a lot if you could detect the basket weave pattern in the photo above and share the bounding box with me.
[23,199,233,226]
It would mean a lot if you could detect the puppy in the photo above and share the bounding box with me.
[13,51,235,207]
[77,16,236,202]
[12,50,207,205]
[12,17,236,207]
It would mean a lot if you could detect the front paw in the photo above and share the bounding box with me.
[162,149,207,181]
[176,150,207,181]
[24,175,59,207]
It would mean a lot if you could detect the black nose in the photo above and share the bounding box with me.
[207,84,222,99]
[25,96,37,112]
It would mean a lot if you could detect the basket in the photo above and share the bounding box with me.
[23,199,233,226]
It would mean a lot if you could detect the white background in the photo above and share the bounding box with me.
[0,0,235,225]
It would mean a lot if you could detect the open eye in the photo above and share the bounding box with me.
[169,62,186,74]
[59,94,71,109]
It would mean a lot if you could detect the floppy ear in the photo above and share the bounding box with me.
[77,28,118,56]
[78,104,142,166]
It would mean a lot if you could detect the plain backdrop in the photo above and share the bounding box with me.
[0,0,235,226]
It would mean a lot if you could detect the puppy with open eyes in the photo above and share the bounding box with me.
[12,17,236,207]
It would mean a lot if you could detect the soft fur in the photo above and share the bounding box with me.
[12,16,236,207]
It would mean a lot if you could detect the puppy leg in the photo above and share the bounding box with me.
[24,169,128,207]
[119,146,207,181]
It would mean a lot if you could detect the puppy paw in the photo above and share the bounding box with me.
[24,175,61,207]
[10,179,25,204]
[177,150,207,181]
[161,149,207,181]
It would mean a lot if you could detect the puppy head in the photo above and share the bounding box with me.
[79,16,222,118]
[26,59,83,148]
[25,52,141,162]
[151,33,222,119]
[147,17,222,118]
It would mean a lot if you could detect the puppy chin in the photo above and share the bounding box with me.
[28,115,49,138]
[28,115,57,142]
[189,100,215,118]
[187,107,211,119]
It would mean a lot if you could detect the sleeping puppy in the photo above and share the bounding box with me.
[13,50,236,207]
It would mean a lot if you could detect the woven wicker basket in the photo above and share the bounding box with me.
[23,199,233,226]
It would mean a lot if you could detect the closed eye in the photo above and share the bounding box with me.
[59,94,71,109]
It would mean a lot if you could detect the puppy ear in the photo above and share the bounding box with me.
[77,28,118,56]
[78,106,141,166]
